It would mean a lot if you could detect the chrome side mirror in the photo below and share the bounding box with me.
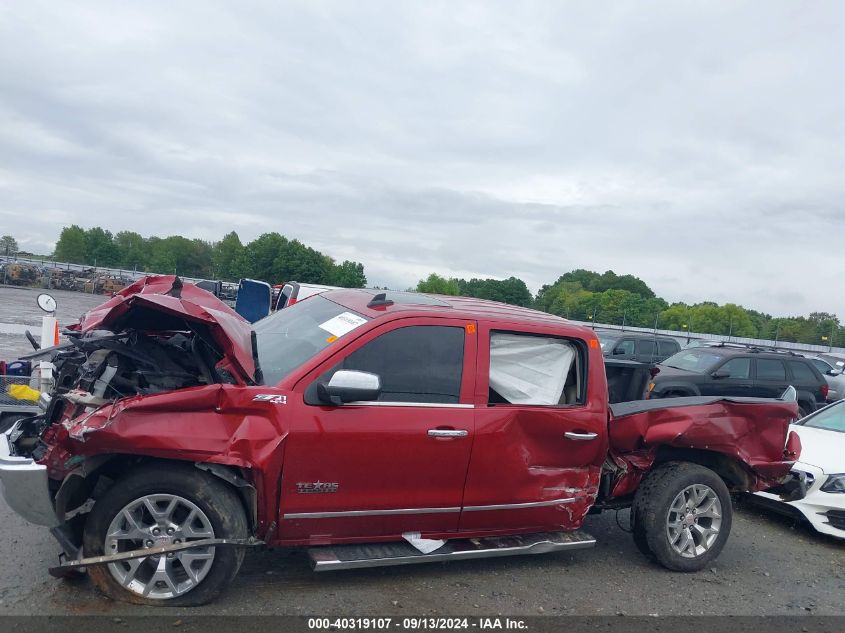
[318,370,381,405]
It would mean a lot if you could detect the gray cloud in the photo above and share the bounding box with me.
[1,1,844,317]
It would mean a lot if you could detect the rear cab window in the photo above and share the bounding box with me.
[487,331,586,406]
[755,358,786,381]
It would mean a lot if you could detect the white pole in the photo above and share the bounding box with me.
[38,315,58,392]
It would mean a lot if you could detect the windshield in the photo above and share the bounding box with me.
[661,349,724,373]
[253,295,370,384]
[801,401,845,433]
[818,355,845,374]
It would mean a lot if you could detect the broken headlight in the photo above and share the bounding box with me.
[820,474,845,494]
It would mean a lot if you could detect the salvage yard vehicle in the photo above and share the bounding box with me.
[754,399,845,539]
[649,343,829,417]
[597,331,681,363]
[0,277,802,606]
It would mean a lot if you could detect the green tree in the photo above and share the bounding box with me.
[83,227,120,266]
[0,235,18,256]
[457,277,532,306]
[234,233,286,280]
[53,225,87,263]
[416,273,460,295]
[330,260,367,287]
[272,239,332,283]
[212,231,244,281]
[114,231,149,271]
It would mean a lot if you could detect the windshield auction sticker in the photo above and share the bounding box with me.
[318,312,368,338]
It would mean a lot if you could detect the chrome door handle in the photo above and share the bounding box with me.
[564,431,598,441]
[428,429,468,438]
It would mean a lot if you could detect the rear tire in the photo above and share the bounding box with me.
[83,462,248,606]
[631,462,732,571]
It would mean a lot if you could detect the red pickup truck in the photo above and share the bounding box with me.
[0,276,801,606]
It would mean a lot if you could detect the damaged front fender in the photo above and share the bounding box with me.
[38,384,291,538]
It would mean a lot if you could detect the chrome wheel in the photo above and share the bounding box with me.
[104,494,216,600]
[666,484,722,558]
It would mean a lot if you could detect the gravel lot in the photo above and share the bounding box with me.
[0,287,843,617]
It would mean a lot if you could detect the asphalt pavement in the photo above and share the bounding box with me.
[0,286,105,361]
[0,493,842,616]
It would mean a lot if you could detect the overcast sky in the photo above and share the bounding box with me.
[1,1,844,317]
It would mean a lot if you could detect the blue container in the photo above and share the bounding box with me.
[5,360,32,376]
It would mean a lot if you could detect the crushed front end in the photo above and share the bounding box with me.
[0,275,259,544]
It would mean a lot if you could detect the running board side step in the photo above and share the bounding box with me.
[308,530,595,571]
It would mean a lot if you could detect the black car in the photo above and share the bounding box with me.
[597,331,681,364]
[649,344,829,416]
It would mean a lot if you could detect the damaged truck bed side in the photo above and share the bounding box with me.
[0,278,802,606]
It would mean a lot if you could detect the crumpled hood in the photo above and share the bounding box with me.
[70,275,256,383]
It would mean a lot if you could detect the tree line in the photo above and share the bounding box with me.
[418,269,843,347]
[6,227,842,346]
[50,225,367,287]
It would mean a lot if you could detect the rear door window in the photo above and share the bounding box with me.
[488,332,584,406]
[755,359,786,381]
[636,339,656,357]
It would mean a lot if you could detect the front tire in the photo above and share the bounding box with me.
[83,462,248,606]
[631,462,732,571]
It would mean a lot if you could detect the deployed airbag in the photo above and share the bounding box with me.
[489,333,575,405]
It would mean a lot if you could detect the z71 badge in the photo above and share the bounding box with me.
[296,481,339,494]
[253,394,287,404]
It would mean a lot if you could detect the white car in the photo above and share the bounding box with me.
[755,399,845,538]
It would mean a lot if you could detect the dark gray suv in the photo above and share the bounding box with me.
[597,331,681,364]
[650,344,829,416]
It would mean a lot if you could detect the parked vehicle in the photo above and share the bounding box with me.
[809,354,845,402]
[754,400,845,539]
[649,343,828,416]
[273,281,341,310]
[0,277,801,606]
[597,331,681,363]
